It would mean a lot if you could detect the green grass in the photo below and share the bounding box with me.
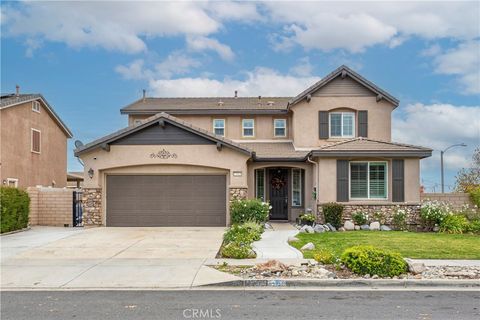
[290,231,480,259]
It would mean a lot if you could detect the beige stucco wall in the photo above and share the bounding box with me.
[0,101,68,188]
[247,162,315,221]
[316,157,421,204]
[128,114,293,141]
[291,96,395,148]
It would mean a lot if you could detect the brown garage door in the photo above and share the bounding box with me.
[106,175,226,227]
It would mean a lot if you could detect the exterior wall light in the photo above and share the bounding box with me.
[88,168,94,179]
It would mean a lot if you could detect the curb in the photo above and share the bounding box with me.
[201,278,480,289]
[0,227,31,236]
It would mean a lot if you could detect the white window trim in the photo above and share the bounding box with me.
[32,101,40,113]
[255,169,266,201]
[31,128,41,154]
[6,178,19,187]
[273,119,287,137]
[349,161,388,200]
[291,168,302,207]
[213,119,226,137]
[329,112,355,138]
[242,119,255,137]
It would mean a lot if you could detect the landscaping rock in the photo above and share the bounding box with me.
[256,260,288,273]
[326,223,336,232]
[360,224,370,231]
[370,221,380,231]
[300,225,314,233]
[301,242,315,251]
[405,258,426,274]
[380,225,392,231]
[354,225,360,231]
[264,222,273,230]
[344,220,355,231]
[322,224,330,231]
[433,225,440,232]
[338,227,346,232]
[288,236,300,242]
[314,225,326,233]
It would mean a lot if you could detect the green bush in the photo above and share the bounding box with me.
[466,219,480,233]
[352,211,368,225]
[392,207,408,231]
[313,249,337,265]
[221,242,255,259]
[1,187,30,233]
[466,186,480,208]
[230,199,270,224]
[420,200,451,229]
[439,214,468,234]
[223,222,263,244]
[299,213,316,223]
[341,245,407,277]
[322,203,344,228]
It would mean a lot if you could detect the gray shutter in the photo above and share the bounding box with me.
[319,111,329,139]
[337,160,349,202]
[392,159,405,202]
[358,110,368,137]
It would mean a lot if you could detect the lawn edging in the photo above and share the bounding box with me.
[201,278,480,289]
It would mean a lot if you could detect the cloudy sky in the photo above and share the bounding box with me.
[1,1,479,191]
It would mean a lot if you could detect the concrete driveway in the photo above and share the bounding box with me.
[1,226,238,289]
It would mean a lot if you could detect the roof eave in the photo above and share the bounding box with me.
[120,109,289,115]
[311,150,432,158]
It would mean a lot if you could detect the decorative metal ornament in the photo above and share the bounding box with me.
[271,176,285,190]
[150,148,178,159]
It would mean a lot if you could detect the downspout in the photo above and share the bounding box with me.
[306,154,318,214]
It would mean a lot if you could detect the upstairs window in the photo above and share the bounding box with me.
[242,119,254,137]
[330,112,355,138]
[32,101,40,113]
[31,129,41,153]
[350,162,387,200]
[274,119,287,137]
[213,119,225,136]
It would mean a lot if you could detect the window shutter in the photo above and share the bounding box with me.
[337,160,349,202]
[358,110,368,137]
[319,111,329,139]
[392,159,405,202]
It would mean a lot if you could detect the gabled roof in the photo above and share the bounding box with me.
[120,97,290,115]
[288,65,399,108]
[311,137,432,158]
[0,93,73,138]
[74,112,252,156]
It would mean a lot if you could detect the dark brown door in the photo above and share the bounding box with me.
[269,168,288,220]
[106,175,226,227]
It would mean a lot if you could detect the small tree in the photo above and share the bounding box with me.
[454,147,480,192]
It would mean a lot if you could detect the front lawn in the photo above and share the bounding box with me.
[291,231,480,259]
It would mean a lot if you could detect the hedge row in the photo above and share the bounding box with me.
[1,187,30,233]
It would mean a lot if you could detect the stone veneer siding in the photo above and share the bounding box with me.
[229,187,248,201]
[317,203,421,227]
[82,188,102,226]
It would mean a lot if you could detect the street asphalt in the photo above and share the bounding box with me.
[1,290,479,320]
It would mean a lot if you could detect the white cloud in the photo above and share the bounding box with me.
[420,44,442,57]
[186,36,235,61]
[432,41,480,94]
[393,103,480,174]
[148,67,320,97]
[289,57,313,76]
[115,59,149,81]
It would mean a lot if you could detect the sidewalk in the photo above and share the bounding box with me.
[410,260,480,267]
[252,222,302,259]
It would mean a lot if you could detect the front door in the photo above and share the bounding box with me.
[268,168,288,220]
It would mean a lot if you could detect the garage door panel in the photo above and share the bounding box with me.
[106,175,226,227]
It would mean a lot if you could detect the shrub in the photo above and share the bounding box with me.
[458,204,480,221]
[221,242,255,259]
[372,211,386,225]
[420,200,451,229]
[341,245,407,277]
[466,185,480,208]
[439,214,468,234]
[313,249,337,265]
[392,207,408,231]
[322,203,344,228]
[1,187,30,233]
[299,213,316,223]
[465,219,480,234]
[230,199,270,224]
[352,211,368,225]
[223,222,263,244]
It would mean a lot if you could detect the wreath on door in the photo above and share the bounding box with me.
[271,176,286,190]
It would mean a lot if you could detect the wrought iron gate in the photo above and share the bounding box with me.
[73,190,83,227]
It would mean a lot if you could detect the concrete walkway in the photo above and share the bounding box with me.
[252,222,302,259]
[410,259,480,267]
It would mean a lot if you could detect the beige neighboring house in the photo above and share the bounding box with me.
[67,171,84,189]
[0,89,73,188]
[75,65,432,227]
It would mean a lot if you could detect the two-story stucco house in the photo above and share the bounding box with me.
[0,89,73,188]
[75,66,432,227]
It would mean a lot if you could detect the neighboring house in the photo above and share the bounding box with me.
[67,171,84,189]
[0,88,73,188]
[75,66,432,227]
